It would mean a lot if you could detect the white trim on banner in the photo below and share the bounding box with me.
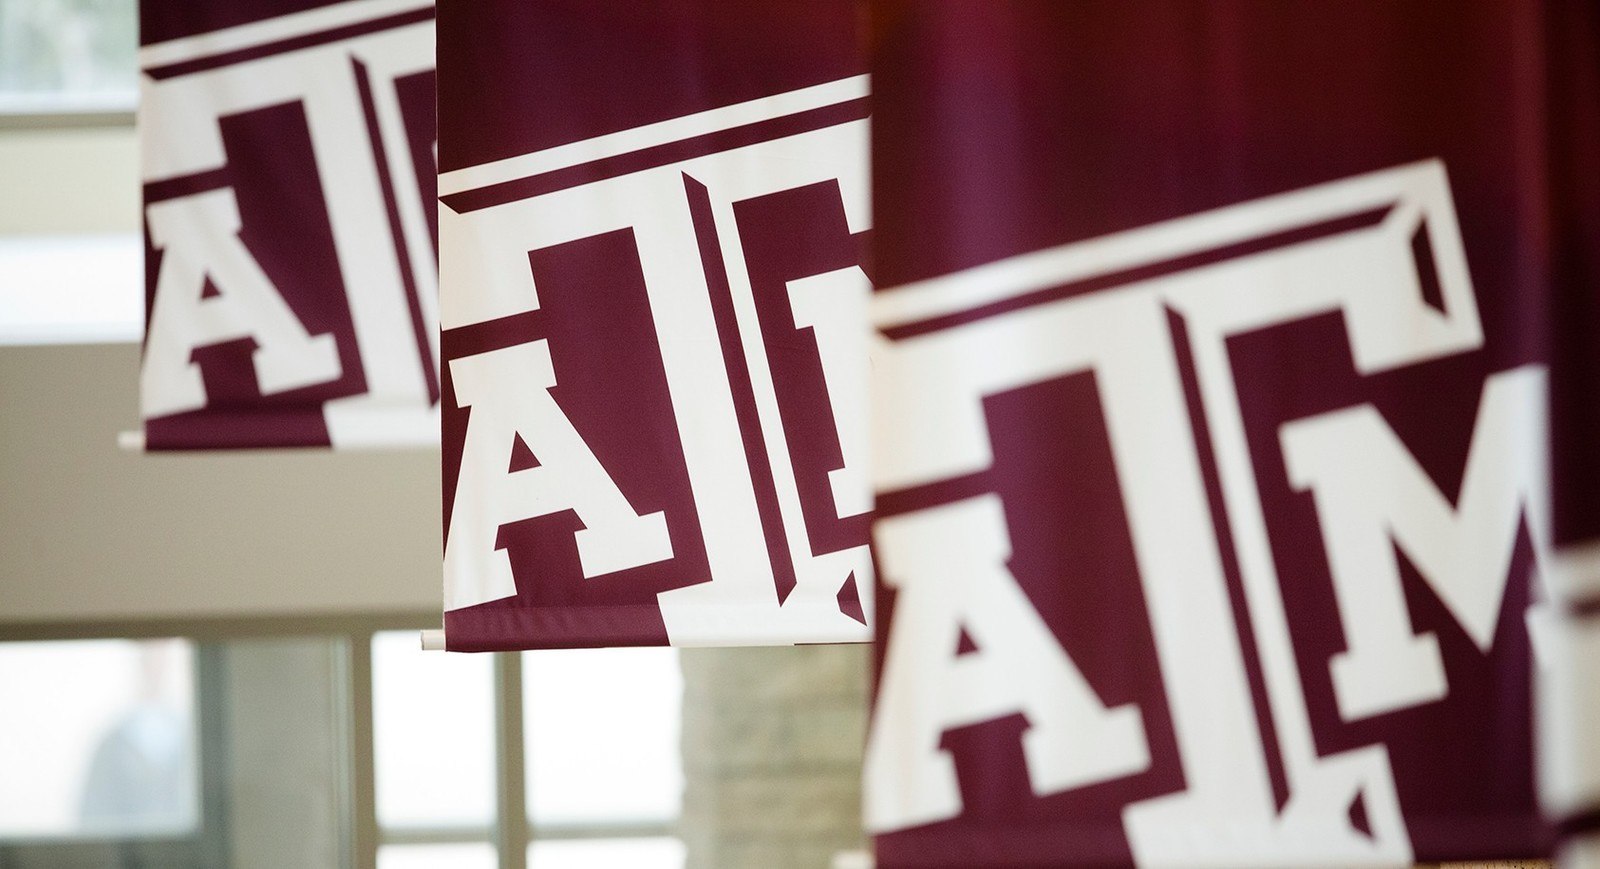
[437,74,870,195]
[139,0,433,67]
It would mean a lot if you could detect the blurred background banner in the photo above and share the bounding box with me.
[137,0,439,450]
[864,1,1593,866]
[435,0,875,649]
[1542,1,1600,867]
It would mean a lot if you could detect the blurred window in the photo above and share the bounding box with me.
[372,631,497,831]
[0,638,198,839]
[0,0,137,114]
[0,233,143,345]
[369,634,686,867]
[524,647,683,828]
[525,646,685,868]
[2,631,689,869]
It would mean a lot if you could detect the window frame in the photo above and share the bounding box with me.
[0,106,133,130]
[368,638,685,869]
[0,616,687,869]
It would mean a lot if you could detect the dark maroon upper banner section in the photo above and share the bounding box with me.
[435,0,864,172]
[1544,0,1600,549]
[142,0,338,45]
[870,0,1552,292]
[869,0,1600,554]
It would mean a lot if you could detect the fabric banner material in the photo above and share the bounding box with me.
[865,2,1590,866]
[1543,2,1600,866]
[139,0,438,450]
[437,1,874,649]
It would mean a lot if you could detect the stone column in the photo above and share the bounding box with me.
[678,644,869,869]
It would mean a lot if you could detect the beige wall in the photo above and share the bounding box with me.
[0,125,139,235]
[0,342,439,629]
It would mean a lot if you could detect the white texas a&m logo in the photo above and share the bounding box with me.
[865,161,1551,867]
[140,0,438,446]
[439,77,873,645]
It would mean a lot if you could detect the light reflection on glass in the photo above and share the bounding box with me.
[0,638,198,839]
[372,631,496,829]
[523,647,683,827]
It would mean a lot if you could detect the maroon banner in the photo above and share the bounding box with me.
[139,0,438,450]
[437,0,874,649]
[1543,2,1600,866]
[865,2,1585,865]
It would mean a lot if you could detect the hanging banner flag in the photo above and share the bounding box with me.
[139,0,439,450]
[1543,2,1600,867]
[436,1,873,649]
[865,2,1584,866]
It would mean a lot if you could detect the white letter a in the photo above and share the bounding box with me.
[445,340,673,610]
[142,188,341,418]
